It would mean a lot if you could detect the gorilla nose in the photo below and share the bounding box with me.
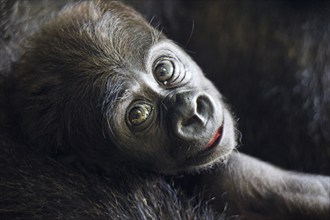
[168,90,213,140]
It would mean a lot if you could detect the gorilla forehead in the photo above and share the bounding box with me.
[26,1,162,76]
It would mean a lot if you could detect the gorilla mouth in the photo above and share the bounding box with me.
[184,125,224,166]
[186,125,224,160]
[206,125,224,149]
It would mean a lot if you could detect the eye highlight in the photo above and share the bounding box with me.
[153,60,174,85]
[128,103,153,126]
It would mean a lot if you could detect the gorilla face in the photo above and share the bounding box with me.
[109,40,236,173]
[11,1,236,174]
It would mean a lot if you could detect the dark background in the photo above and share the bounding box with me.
[129,0,330,175]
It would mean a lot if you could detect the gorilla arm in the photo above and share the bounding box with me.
[201,152,330,220]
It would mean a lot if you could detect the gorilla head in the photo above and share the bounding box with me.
[11,1,236,174]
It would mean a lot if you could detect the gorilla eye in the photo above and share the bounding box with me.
[128,103,153,126]
[154,60,174,85]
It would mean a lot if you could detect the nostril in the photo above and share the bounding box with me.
[170,91,214,139]
[182,115,201,127]
[179,94,211,128]
[196,95,211,117]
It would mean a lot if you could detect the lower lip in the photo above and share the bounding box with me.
[192,125,224,158]
[206,125,224,149]
[183,124,224,166]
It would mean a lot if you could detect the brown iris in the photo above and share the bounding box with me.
[128,104,152,126]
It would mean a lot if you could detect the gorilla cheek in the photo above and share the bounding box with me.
[218,108,237,155]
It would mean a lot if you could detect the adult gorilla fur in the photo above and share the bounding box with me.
[0,136,217,219]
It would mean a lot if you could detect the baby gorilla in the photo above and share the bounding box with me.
[11,1,236,174]
[8,1,330,219]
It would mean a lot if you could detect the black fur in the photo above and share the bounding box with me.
[0,135,220,219]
